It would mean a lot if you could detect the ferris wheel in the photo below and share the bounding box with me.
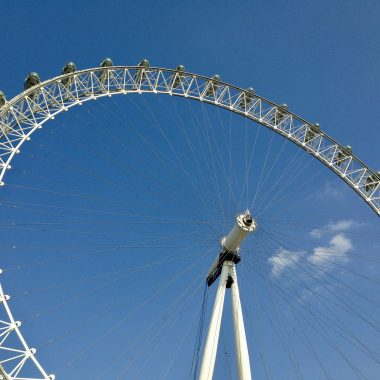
[0,59,379,379]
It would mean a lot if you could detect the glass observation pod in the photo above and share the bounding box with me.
[305,123,321,143]
[61,62,77,86]
[24,72,41,99]
[273,103,288,124]
[134,59,150,87]
[100,58,113,68]
[0,91,6,108]
[365,171,380,192]
[334,145,352,166]
[239,87,256,109]
[171,65,186,89]
[205,74,221,97]
[98,58,114,84]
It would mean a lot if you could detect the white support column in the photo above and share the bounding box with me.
[200,211,256,380]
[230,265,252,380]
[198,261,229,380]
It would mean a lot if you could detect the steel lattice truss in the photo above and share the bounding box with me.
[0,282,54,380]
[0,66,379,216]
[0,65,379,379]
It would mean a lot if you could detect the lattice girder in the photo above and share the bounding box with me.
[0,67,378,213]
[0,283,54,380]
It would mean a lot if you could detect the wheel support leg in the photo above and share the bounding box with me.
[231,265,252,380]
[198,261,229,380]
[199,261,252,380]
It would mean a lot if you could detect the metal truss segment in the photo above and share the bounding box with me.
[0,284,54,380]
[0,66,377,221]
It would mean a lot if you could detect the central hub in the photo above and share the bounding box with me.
[221,212,257,253]
[206,211,256,287]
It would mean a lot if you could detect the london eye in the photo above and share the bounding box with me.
[0,59,379,379]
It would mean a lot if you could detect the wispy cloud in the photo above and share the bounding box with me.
[310,219,359,238]
[312,180,346,202]
[268,219,359,277]
[268,247,305,277]
[308,233,352,266]
[322,181,341,198]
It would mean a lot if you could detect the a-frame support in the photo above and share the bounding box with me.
[199,212,256,380]
[199,260,252,380]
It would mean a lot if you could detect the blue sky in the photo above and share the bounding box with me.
[0,1,380,379]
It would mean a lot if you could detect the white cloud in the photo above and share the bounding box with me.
[328,220,356,232]
[268,247,305,277]
[268,220,359,278]
[310,219,359,239]
[310,229,323,238]
[299,285,323,302]
[323,181,341,197]
[308,233,352,266]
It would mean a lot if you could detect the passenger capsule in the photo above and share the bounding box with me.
[62,62,76,74]
[334,145,352,166]
[61,62,76,86]
[365,171,380,192]
[273,103,288,123]
[345,145,352,153]
[305,123,321,143]
[138,59,150,68]
[24,72,41,91]
[134,59,150,86]
[239,87,255,108]
[0,91,6,107]
[98,58,114,85]
[24,72,41,99]
[100,58,113,68]
[205,74,221,97]
[171,65,186,88]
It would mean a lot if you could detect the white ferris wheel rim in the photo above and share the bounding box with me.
[0,65,379,217]
[0,63,379,380]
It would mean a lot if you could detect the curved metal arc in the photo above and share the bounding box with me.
[0,66,353,139]
[0,283,53,380]
[0,66,360,151]
[0,66,378,217]
[0,66,364,154]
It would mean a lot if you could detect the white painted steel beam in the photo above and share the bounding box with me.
[199,261,252,380]
[199,261,229,380]
[231,265,252,380]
